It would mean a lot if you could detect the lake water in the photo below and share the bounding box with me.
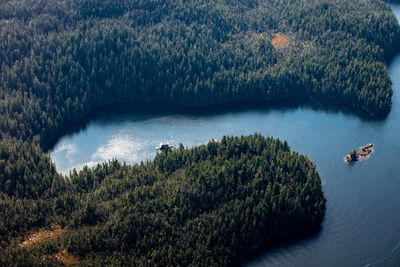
[51,5,400,266]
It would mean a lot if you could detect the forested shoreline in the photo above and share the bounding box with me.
[0,0,398,265]
[1,0,400,148]
[1,134,326,265]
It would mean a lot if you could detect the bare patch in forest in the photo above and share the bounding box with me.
[55,249,79,266]
[271,33,289,48]
[19,225,65,248]
[19,226,79,265]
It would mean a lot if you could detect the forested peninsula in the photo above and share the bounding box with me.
[1,135,326,265]
[0,0,398,265]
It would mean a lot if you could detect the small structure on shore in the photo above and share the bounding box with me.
[156,142,174,152]
[345,144,374,162]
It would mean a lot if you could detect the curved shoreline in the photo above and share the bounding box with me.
[45,95,386,152]
[2,1,400,266]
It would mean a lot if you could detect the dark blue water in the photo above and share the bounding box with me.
[51,5,400,266]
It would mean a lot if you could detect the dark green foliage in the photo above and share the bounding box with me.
[1,0,397,264]
[0,138,64,199]
[0,135,326,265]
[0,0,399,149]
[350,149,358,161]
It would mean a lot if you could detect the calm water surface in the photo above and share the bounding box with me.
[51,5,400,266]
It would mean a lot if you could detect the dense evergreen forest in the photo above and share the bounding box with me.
[0,0,399,148]
[0,0,398,264]
[0,135,326,265]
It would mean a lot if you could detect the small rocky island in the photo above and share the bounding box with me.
[345,144,374,162]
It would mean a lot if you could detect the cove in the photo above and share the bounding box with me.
[51,5,400,266]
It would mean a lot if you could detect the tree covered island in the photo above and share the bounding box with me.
[1,134,326,265]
